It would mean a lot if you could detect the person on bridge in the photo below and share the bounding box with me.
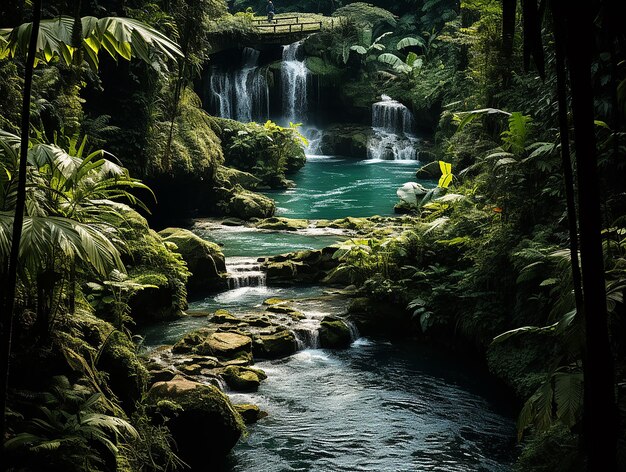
[267,0,275,23]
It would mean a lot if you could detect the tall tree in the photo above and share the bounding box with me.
[0,9,181,452]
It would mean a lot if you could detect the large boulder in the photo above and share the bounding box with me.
[253,330,297,359]
[319,316,353,349]
[228,189,276,219]
[317,124,372,158]
[159,227,227,295]
[146,377,244,469]
[198,332,253,364]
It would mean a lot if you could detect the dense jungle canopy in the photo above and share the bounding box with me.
[0,0,625,471]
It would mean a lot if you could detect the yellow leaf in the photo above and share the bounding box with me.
[439,160,452,175]
[438,173,453,189]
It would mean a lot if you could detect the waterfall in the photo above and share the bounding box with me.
[206,47,269,122]
[281,41,309,125]
[367,95,420,160]
[225,257,267,290]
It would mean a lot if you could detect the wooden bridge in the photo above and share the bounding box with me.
[250,15,340,35]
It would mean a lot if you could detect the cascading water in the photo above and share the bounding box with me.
[281,41,309,125]
[225,257,267,290]
[367,95,420,160]
[207,47,269,122]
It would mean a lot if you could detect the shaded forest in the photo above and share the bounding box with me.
[1,0,625,471]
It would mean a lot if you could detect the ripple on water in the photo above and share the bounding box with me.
[222,340,517,472]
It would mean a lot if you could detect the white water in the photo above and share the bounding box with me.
[225,256,267,290]
[367,95,420,160]
[207,47,269,122]
[281,41,309,125]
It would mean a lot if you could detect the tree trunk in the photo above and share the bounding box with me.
[0,0,42,451]
[550,0,584,319]
[560,2,618,469]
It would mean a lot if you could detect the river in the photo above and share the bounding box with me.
[141,154,517,471]
[141,41,520,471]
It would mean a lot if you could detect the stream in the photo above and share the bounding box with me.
[142,155,518,472]
[142,41,519,471]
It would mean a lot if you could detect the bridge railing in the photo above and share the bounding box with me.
[251,16,338,34]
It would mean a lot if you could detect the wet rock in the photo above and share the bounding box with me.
[319,316,352,349]
[316,123,372,158]
[149,369,176,385]
[234,404,268,424]
[210,309,238,324]
[198,332,253,362]
[146,376,244,469]
[159,227,227,295]
[266,261,299,281]
[253,330,297,359]
[221,365,266,392]
[172,329,212,354]
[179,364,203,376]
[256,217,309,231]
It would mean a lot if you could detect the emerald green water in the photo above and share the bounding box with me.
[145,152,517,471]
[266,156,434,220]
[192,221,343,257]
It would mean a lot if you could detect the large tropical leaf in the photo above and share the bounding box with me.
[397,36,425,50]
[0,16,182,70]
[378,53,405,69]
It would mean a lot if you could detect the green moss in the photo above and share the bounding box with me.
[146,88,223,180]
[306,56,342,76]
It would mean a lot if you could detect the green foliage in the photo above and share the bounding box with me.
[5,376,138,471]
[332,3,397,33]
[0,16,182,70]
[146,88,224,178]
[212,118,306,188]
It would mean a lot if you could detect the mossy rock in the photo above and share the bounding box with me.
[146,377,244,469]
[228,189,276,220]
[266,261,299,281]
[198,332,253,362]
[172,329,211,354]
[263,298,290,306]
[234,404,268,424]
[256,217,309,231]
[222,365,266,392]
[210,309,238,324]
[253,330,297,359]
[329,217,373,230]
[317,124,372,158]
[319,316,352,349]
[215,165,261,190]
[159,227,227,295]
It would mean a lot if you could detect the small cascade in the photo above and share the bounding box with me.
[281,41,309,125]
[225,257,267,290]
[301,126,323,155]
[346,320,360,342]
[206,47,269,122]
[367,95,420,160]
[293,324,321,350]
